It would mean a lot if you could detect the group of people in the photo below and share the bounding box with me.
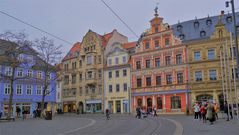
[193,101,235,125]
[136,106,157,119]
[193,102,219,124]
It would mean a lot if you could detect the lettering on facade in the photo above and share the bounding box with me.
[110,97,126,100]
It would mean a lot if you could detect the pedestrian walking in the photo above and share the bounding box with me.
[224,101,229,121]
[229,104,233,119]
[16,107,21,118]
[153,107,157,117]
[193,103,200,120]
[214,103,219,120]
[200,104,207,123]
[206,103,215,125]
[105,108,110,120]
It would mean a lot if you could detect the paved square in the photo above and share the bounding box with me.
[0,114,238,135]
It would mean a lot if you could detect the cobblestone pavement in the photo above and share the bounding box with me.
[0,114,238,135]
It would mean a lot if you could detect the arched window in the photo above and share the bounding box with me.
[157,97,162,109]
[137,98,142,107]
[171,96,181,109]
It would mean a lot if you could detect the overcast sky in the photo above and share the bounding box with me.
[0,0,238,55]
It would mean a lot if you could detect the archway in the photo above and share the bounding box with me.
[147,98,152,112]
[137,98,142,107]
[196,94,213,104]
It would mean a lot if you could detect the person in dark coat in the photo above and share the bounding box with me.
[224,101,229,121]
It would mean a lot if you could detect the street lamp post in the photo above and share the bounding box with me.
[225,0,239,122]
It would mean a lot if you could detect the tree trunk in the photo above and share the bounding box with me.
[7,68,15,119]
[40,91,45,119]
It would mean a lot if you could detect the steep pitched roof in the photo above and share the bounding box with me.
[62,42,81,61]
[122,41,136,50]
[171,12,239,42]
[99,31,114,47]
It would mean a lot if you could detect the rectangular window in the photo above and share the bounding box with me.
[123,56,127,64]
[4,83,11,95]
[5,67,12,76]
[230,47,236,57]
[232,68,239,79]
[195,71,202,81]
[37,71,42,79]
[123,83,127,91]
[209,70,217,80]
[98,55,101,64]
[156,76,161,86]
[108,59,112,66]
[17,68,24,77]
[36,85,42,95]
[145,42,150,49]
[79,73,82,81]
[146,77,151,86]
[98,70,102,78]
[176,54,182,64]
[16,84,22,95]
[177,73,183,84]
[145,60,150,68]
[136,61,141,69]
[79,87,82,96]
[137,78,142,87]
[165,38,170,47]
[79,60,82,67]
[154,40,159,48]
[72,74,76,84]
[123,69,127,76]
[87,56,92,65]
[109,85,113,93]
[115,70,119,78]
[155,58,160,67]
[108,71,112,79]
[64,75,69,84]
[87,71,93,79]
[115,57,119,65]
[98,85,102,94]
[116,84,120,92]
[165,56,171,66]
[208,49,215,60]
[194,51,201,61]
[45,86,51,95]
[166,74,172,84]
[26,85,32,95]
[27,70,33,78]
[85,87,88,94]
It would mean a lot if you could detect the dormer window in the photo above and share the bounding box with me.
[226,16,232,23]
[194,19,200,28]
[177,24,183,31]
[200,30,206,37]
[179,34,185,40]
[206,19,212,26]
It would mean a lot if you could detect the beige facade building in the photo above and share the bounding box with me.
[104,42,135,113]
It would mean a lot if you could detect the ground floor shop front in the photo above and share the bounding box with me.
[105,97,129,114]
[0,100,55,118]
[132,90,189,114]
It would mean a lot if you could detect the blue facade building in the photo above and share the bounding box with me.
[0,39,56,118]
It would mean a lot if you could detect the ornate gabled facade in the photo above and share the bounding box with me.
[131,9,189,114]
[186,14,239,109]
[62,42,81,113]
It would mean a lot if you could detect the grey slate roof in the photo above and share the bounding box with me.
[171,12,239,42]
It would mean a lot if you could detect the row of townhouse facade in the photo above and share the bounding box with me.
[0,40,57,117]
[61,9,239,114]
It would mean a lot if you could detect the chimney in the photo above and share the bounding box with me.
[221,10,225,15]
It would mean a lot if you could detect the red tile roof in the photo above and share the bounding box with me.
[62,42,81,61]
[99,31,114,47]
[122,41,137,49]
